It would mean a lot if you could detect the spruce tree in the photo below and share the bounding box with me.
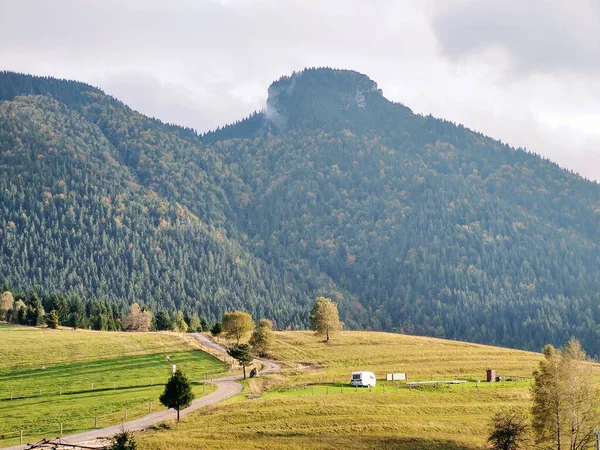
[159,369,195,422]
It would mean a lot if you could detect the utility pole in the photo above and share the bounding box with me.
[594,429,599,450]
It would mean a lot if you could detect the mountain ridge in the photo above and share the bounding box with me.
[0,68,598,356]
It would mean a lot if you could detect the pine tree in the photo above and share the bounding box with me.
[227,344,253,379]
[45,310,59,329]
[159,369,195,422]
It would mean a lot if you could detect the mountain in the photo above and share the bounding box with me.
[0,68,599,356]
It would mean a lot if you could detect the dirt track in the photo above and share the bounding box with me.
[5,334,279,450]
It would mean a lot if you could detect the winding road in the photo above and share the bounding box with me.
[5,334,280,450]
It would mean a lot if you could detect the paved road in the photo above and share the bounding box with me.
[5,334,279,450]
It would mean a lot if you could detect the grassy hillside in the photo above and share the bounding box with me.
[0,324,228,447]
[271,331,543,381]
[137,331,600,450]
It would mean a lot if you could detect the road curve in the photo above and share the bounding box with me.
[5,334,279,450]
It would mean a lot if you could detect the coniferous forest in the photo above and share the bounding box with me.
[0,68,598,357]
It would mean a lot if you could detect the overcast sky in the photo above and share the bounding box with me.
[1,0,599,181]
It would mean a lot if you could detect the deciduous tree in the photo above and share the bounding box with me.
[0,291,14,320]
[221,311,254,343]
[11,299,27,324]
[531,339,600,450]
[309,297,342,342]
[249,318,275,357]
[172,310,188,333]
[189,313,202,332]
[122,303,152,332]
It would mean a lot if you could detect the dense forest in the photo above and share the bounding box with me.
[0,69,598,357]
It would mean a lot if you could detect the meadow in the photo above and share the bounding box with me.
[137,331,600,450]
[0,324,228,447]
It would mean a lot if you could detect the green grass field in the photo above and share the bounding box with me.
[0,324,228,447]
[138,331,600,450]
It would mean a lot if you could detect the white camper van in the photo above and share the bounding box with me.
[350,371,376,387]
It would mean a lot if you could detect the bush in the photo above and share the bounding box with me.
[110,429,137,450]
[210,321,222,336]
[488,409,529,450]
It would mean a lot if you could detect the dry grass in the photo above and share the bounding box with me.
[272,331,544,383]
[139,380,535,449]
[139,331,595,449]
[248,374,286,394]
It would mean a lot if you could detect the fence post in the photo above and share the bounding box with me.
[125,409,128,420]
[10,393,12,400]
[91,382,94,390]
[203,383,206,393]
[95,417,98,428]
[326,386,329,395]
[113,382,116,390]
[340,386,343,393]
[20,430,23,444]
[39,389,42,396]
[59,388,62,396]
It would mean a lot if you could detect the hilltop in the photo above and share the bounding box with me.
[0,68,599,355]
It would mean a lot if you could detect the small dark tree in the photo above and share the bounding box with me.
[159,369,195,422]
[227,344,253,379]
[109,429,137,450]
[154,310,172,331]
[210,321,222,336]
[45,309,59,329]
[488,409,529,450]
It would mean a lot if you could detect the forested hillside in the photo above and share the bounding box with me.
[1,69,598,356]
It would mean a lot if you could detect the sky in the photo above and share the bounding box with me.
[1,0,599,181]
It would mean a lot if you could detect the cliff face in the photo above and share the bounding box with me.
[265,68,390,131]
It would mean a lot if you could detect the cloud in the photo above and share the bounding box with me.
[431,0,600,75]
